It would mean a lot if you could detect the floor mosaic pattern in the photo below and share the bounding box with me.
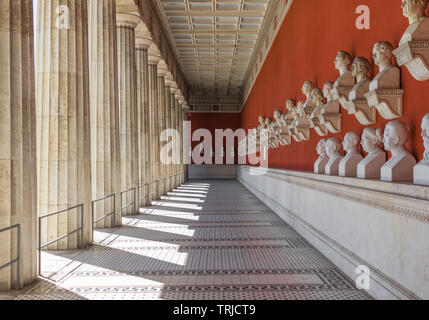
[4,180,371,300]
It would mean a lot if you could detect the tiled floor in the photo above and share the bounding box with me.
[5,180,371,300]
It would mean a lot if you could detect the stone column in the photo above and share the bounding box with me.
[169,84,178,189]
[135,32,152,207]
[174,92,181,188]
[0,0,37,290]
[148,44,161,200]
[88,0,121,228]
[116,13,139,215]
[157,71,166,196]
[164,78,172,192]
[36,0,92,250]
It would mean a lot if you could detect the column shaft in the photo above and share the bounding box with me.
[148,63,159,200]
[88,0,121,228]
[0,0,37,289]
[136,44,150,206]
[117,18,138,215]
[157,75,165,196]
[37,0,92,250]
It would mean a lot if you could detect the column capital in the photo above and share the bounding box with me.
[136,37,153,50]
[157,60,169,77]
[116,13,141,29]
[148,43,161,65]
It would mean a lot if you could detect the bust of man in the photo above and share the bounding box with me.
[381,120,417,182]
[349,57,372,100]
[323,81,335,103]
[370,41,401,91]
[357,128,387,179]
[333,51,355,88]
[302,81,317,109]
[325,137,344,175]
[314,139,329,174]
[400,0,429,44]
[414,113,429,185]
[339,132,363,177]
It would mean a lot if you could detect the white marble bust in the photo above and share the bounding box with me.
[381,120,417,182]
[333,51,355,88]
[369,41,401,91]
[414,113,429,185]
[399,0,429,46]
[302,81,316,109]
[325,137,344,176]
[349,57,372,100]
[339,132,363,177]
[357,127,387,179]
[314,139,329,174]
[323,81,335,102]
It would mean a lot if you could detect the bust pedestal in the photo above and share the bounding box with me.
[314,155,329,174]
[339,154,363,177]
[393,18,429,81]
[325,156,343,176]
[413,161,429,186]
[381,154,417,182]
[357,152,387,179]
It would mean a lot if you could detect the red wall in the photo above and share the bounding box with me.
[241,0,429,171]
[187,113,242,164]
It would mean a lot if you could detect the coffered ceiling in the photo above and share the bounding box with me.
[154,0,280,111]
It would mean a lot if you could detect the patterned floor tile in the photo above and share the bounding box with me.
[9,180,371,300]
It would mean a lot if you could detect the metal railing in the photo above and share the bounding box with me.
[121,187,136,215]
[0,224,20,289]
[138,184,150,206]
[92,194,116,227]
[38,204,84,274]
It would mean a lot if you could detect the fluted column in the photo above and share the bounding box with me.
[157,71,166,196]
[164,78,172,192]
[116,13,139,215]
[0,0,37,290]
[174,92,181,188]
[37,0,92,250]
[135,34,152,206]
[88,0,121,228]
[148,45,161,200]
[169,85,178,189]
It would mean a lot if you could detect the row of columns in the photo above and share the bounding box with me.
[0,0,188,290]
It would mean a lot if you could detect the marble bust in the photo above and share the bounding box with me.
[294,100,311,141]
[339,132,363,177]
[310,88,329,136]
[393,0,429,81]
[349,57,371,100]
[331,50,355,105]
[325,137,344,176]
[344,57,376,125]
[302,81,317,110]
[285,99,302,142]
[413,113,429,185]
[319,81,341,133]
[399,0,429,45]
[381,120,417,182]
[357,127,387,179]
[370,41,401,91]
[314,139,329,174]
[366,41,403,120]
[269,110,282,148]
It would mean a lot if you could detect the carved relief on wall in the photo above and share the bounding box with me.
[343,57,377,125]
[393,0,429,81]
[365,41,404,120]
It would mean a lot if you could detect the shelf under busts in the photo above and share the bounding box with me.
[365,89,404,120]
[344,99,377,125]
[394,41,429,81]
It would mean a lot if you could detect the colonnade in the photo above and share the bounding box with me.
[0,0,188,291]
